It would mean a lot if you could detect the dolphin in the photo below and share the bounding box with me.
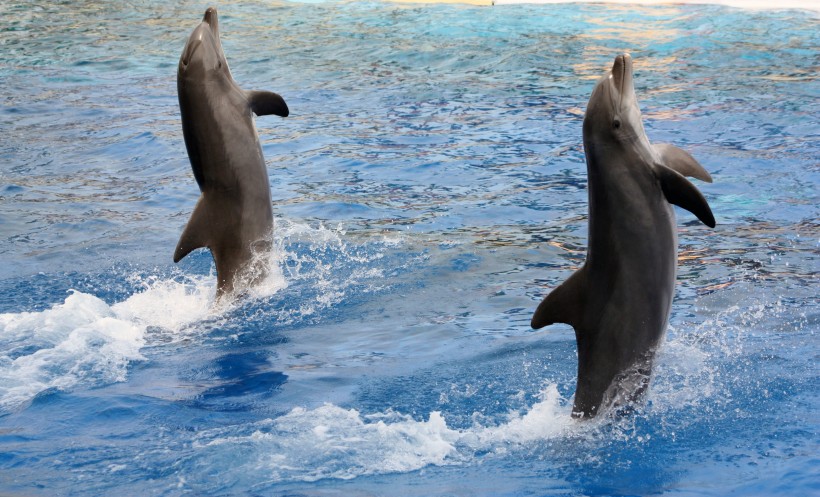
[532,54,715,418]
[174,7,289,298]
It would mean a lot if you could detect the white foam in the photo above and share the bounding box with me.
[0,221,399,411]
[0,275,217,411]
[191,384,574,482]
[466,384,575,447]
[113,275,216,332]
[0,291,144,410]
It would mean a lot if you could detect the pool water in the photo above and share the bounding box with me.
[0,1,817,495]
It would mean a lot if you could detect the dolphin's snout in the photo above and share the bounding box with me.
[611,54,631,93]
[610,53,634,110]
[203,7,218,27]
[180,7,225,75]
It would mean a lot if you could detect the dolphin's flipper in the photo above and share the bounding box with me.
[246,90,289,117]
[174,198,210,263]
[655,164,716,228]
[655,143,712,183]
[531,266,587,330]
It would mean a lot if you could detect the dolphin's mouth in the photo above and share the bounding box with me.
[181,39,198,68]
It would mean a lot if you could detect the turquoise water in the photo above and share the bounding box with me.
[1,1,818,495]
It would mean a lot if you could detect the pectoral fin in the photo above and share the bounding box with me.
[655,143,712,183]
[655,164,716,228]
[532,266,587,330]
[174,198,210,263]
[246,90,289,117]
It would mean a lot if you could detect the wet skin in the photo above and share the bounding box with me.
[532,54,715,418]
[174,7,289,299]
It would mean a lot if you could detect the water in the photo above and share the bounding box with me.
[1,1,817,495]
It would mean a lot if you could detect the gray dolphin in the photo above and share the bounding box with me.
[174,7,289,298]
[532,54,715,418]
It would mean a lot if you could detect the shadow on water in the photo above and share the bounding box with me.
[187,351,289,412]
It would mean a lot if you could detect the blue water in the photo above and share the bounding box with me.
[1,1,818,495]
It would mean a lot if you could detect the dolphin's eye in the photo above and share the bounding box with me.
[612,118,621,130]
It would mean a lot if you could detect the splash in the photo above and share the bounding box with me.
[0,220,402,412]
[188,384,574,485]
[0,291,144,410]
[263,219,407,322]
[467,384,576,446]
[0,275,216,411]
[647,286,806,429]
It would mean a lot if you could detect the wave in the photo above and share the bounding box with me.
[0,277,214,412]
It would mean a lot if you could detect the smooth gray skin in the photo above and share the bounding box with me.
[174,7,288,299]
[531,54,715,419]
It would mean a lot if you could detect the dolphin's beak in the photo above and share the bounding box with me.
[180,9,218,69]
[203,7,218,29]
[611,53,634,109]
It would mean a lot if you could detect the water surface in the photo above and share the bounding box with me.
[0,1,818,495]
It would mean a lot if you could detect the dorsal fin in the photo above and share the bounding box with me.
[245,90,289,117]
[532,265,587,330]
[655,164,716,228]
[654,143,712,183]
[174,197,210,263]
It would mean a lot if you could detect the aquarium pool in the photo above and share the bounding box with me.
[0,1,818,495]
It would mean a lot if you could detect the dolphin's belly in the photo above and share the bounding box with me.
[574,199,678,414]
[589,209,677,345]
[180,86,269,192]
[180,89,274,247]
[193,120,267,190]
